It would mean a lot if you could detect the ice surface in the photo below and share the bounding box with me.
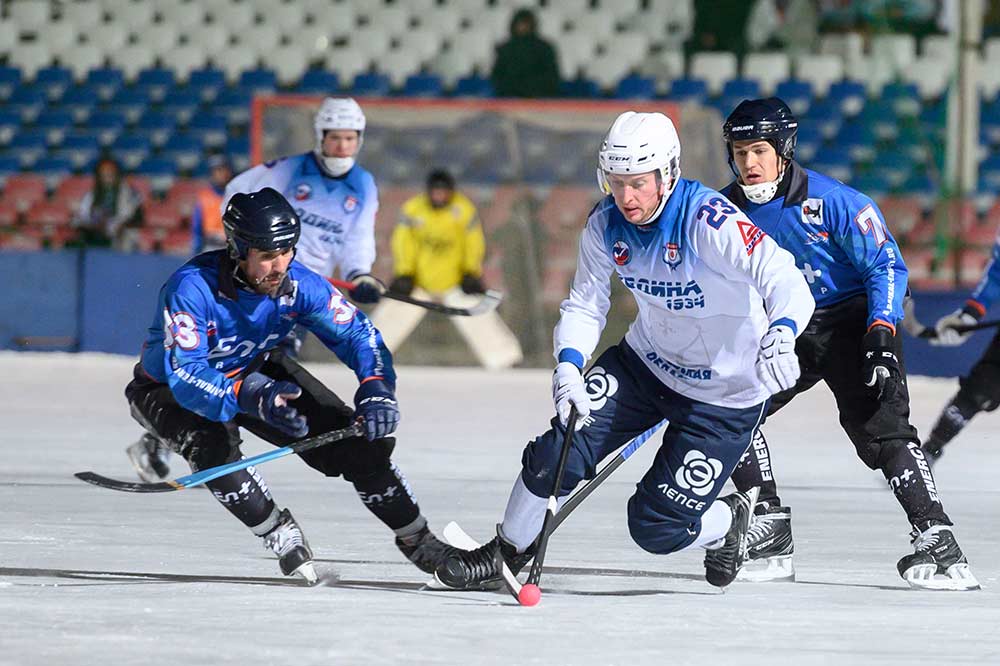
[1,352,997,665]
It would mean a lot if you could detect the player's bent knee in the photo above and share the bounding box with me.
[315,436,396,480]
[181,430,240,472]
[626,497,697,555]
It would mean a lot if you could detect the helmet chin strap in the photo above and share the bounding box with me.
[739,162,786,204]
[316,152,355,177]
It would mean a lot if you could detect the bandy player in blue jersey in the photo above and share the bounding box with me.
[436,111,815,591]
[123,188,453,582]
[920,232,1000,464]
[720,98,978,591]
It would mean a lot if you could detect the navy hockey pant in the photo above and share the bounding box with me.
[520,341,766,555]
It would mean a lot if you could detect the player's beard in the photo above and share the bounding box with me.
[253,271,286,296]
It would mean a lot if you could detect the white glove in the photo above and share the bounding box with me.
[552,362,590,430]
[931,309,978,347]
[755,325,800,395]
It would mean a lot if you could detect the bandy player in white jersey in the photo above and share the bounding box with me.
[435,111,815,590]
[223,97,385,305]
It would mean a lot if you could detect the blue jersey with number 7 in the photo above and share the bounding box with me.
[722,162,907,331]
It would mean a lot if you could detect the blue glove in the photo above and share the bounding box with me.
[348,274,385,304]
[354,379,400,441]
[237,372,309,438]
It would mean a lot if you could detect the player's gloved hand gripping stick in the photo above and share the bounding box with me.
[328,278,503,317]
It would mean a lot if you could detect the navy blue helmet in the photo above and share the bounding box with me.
[722,97,798,174]
[223,187,300,259]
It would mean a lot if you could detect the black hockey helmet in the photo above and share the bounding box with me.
[426,168,455,191]
[722,97,798,174]
[222,187,300,260]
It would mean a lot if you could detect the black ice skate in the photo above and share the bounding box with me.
[704,487,759,588]
[737,503,795,582]
[434,525,534,590]
[126,433,172,482]
[396,525,457,574]
[262,509,318,585]
[897,525,980,591]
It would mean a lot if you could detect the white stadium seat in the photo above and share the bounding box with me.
[87,21,129,53]
[39,21,81,58]
[116,1,156,32]
[820,32,864,62]
[845,54,895,95]
[449,28,496,72]
[570,11,618,45]
[978,55,1000,100]
[324,47,370,84]
[9,1,51,31]
[348,25,391,61]
[208,1,257,33]
[234,23,282,56]
[66,44,106,81]
[188,24,232,52]
[429,49,475,87]
[369,6,411,36]
[139,21,180,58]
[324,3,359,38]
[921,34,956,66]
[690,51,738,95]
[984,37,1000,64]
[213,44,258,83]
[268,2,308,33]
[601,0,643,23]
[158,2,207,32]
[612,33,652,68]
[297,24,335,58]
[793,53,844,97]
[9,42,52,80]
[583,53,632,91]
[646,0,694,50]
[396,29,443,64]
[0,21,16,58]
[901,56,952,100]
[161,45,208,83]
[872,33,917,75]
[557,30,599,80]
[380,49,420,88]
[478,6,515,42]
[419,7,462,37]
[743,52,790,96]
[110,44,157,81]
[60,1,105,33]
[637,50,684,93]
[535,7,568,41]
[272,45,310,86]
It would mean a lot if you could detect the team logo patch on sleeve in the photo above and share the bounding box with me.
[801,198,824,226]
[343,195,358,212]
[663,242,682,269]
[737,219,766,255]
[612,240,631,266]
[294,183,312,201]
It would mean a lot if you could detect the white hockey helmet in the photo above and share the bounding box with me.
[597,111,681,222]
[314,97,366,176]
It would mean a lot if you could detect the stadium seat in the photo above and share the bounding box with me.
[845,54,895,96]
[553,30,598,81]
[116,0,155,32]
[165,179,204,218]
[9,1,50,30]
[875,151,914,188]
[794,123,822,164]
[311,2,357,40]
[34,109,75,146]
[349,25,392,61]
[8,42,50,81]
[234,22,282,55]
[187,113,229,149]
[296,69,340,95]
[42,21,81,60]
[615,75,656,100]
[721,78,761,101]
[271,46,310,87]
[54,132,100,170]
[402,74,444,97]
[186,68,227,103]
[836,120,877,163]
[0,198,19,226]
[7,86,47,123]
[0,156,23,188]
[2,174,47,212]
[111,134,153,171]
[810,147,852,184]
[0,110,20,147]
[350,73,391,96]
[448,28,495,73]
[139,21,180,60]
[637,50,684,94]
[420,6,462,37]
[397,28,444,64]
[59,85,100,123]
[213,88,253,126]
[368,5,412,36]
[298,24,336,60]
[207,1,256,32]
[87,20,129,54]
[34,66,74,101]
[453,75,493,98]
[238,68,278,94]
[826,80,866,117]
[667,78,708,104]
[774,79,813,116]
[901,171,936,195]
[65,44,106,82]
[268,0,307,33]
[980,154,1000,191]
[903,56,951,101]
[857,99,899,141]
[160,88,202,125]
[144,200,185,230]
[106,88,151,124]
[52,175,93,211]
[583,54,632,92]
[156,1,206,31]
[85,68,125,101]
[135,158,177,194]
[743,53,790,97]
[215,46,259,84]
[872,33,917,75]
[26,201,72,232]
[162,45,209,85]
[850,171,892,199]
[793,54,843,98]
[0,66,22,101]
[135,68,177,103]
[161,133,205,172]
[881,82,921,118]
[33,157,74,190]
[110,44,157,82]
[134,111,176,149]
[88,110,127,146]
[324,48,371,87]
[8,130,49,169]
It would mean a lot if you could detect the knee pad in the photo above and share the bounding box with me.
[179,426,240,472]
[303,436,396,480]
[626,494,698,555]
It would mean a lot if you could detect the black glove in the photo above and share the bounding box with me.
[354,379,400,441]
[461,274,484,295]
[862,326,901,399]
[237,372,309,438]
[389,275,414,296]
[348,274,385,304]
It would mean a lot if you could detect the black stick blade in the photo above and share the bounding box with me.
[74,471,181,493]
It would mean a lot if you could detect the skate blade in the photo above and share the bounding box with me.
[126,447,167,484]
[902,562,981,591]
[292,562,319,586]
[737,555,795,583]
[429,571,503,592]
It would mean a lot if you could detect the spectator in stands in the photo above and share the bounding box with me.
[491,7,560,98]
[687,0,755,57]
[191,155,232,254]
[72,156,143,249]
[371,169,522,370]
[747,0,819,55]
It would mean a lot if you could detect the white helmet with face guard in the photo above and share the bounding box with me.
[314,97,366,176]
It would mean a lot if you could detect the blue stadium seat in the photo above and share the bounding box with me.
[34,109,75,146]
[794,123,823,164]
[774,79,814,116]
[350,73,391,96]
[881,82,920,117]
[721,78,760,101]
[559,77,600,98]
[836,120,878,163]
[187,112,229,148]
[857,99,899,141]
[402,74,444,97]
[0,155,20,185]
[160,88,202,126]
[0,109,21,147]
[214,87,252,126]
[615,75,656,99]
[55,131,100,170]
[107,88,152,124]
[296,69,339,95]
[667,78,708,103]
[225,135,251,172]
[901,171,936,193]
[875,149,914,187]
[810,147,852,183]
[188,68,226,102]
[0,66,21,101]
[33,156,75,189]
[58,85,100,123]
[238,68,278,94]
[111,134,153,170]
[827,80,866,116]
[161,133,204,172]
[135,68,176,103]
[7,85,47,122]
[85,68,125,101]
[981,99,1000,146]
[136,157,178,193]
[802,99,843,140]
[850,170,892,198]
[453,75,493,97]
[8,129,49,168]
[34,66,73,101]
[135,111,177,148]
[89,110,127,146]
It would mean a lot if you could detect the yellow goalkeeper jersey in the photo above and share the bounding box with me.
[392,192,485,293]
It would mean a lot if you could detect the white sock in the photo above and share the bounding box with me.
[689,500,732,550]
[500,475,552,553]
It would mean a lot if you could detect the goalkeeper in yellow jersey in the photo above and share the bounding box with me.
[371,169,522,369]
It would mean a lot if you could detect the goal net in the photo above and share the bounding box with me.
[251,97,728,366]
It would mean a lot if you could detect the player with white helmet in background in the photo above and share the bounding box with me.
[223,97,385,307]
[435,111,814,591]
